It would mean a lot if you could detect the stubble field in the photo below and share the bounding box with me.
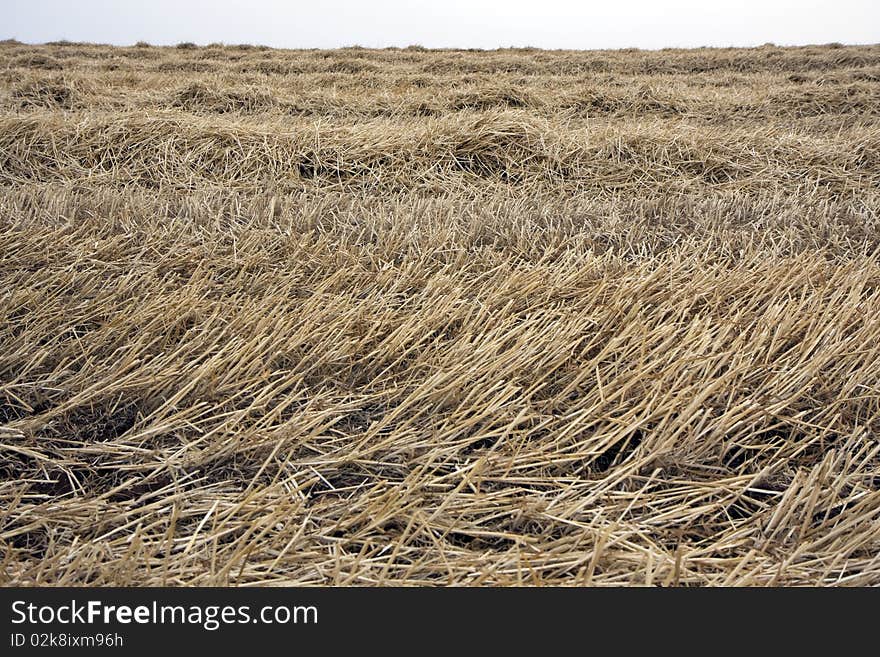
[2,40,880,585]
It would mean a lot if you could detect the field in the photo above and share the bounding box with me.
[2,40,880,586]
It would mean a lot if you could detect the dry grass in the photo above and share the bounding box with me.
[2,42,880,586]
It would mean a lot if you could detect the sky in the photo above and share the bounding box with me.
[3,0,879,50]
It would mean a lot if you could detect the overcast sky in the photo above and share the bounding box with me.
[4,0,879,50]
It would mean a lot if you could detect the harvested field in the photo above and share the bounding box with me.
[1,41,880,586]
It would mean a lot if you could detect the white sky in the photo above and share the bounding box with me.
[3,0,879,50]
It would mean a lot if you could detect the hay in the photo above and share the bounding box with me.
[325,58,380,74]
[764,84,880,117]
[2,42,880,586]
[8,53,63,70]
[241,59,299,75]
[10,75,78,109]
[168,82,278,114]
[449,85,537,110]
[1,110,874,193]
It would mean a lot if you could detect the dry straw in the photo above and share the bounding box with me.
[1,41,880,585]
